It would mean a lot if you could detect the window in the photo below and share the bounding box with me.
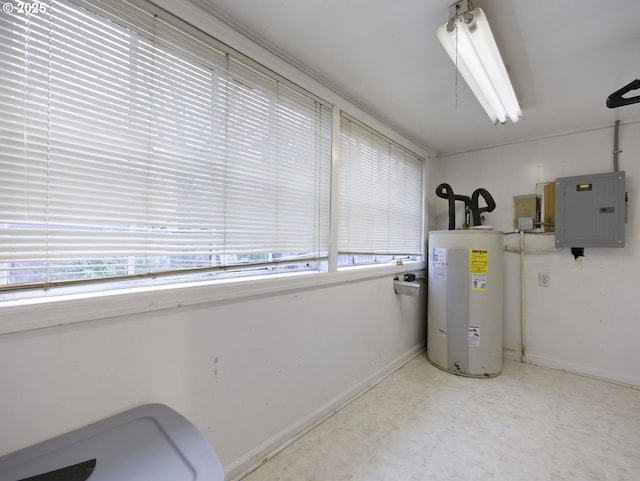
[338,114,424,267]
[0,0,331,289]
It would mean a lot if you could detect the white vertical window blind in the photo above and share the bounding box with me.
[338,114,424,266]
[0,0,331,289]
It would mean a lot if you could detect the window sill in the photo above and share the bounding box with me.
[0,261,425,335]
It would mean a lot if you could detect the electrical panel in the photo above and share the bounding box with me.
[555,171,625,248]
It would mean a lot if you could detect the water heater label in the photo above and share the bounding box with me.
[469,249,488,274]
[472,273,487,290]
[468,325,480,347]
[431,247,447,280]
[470,249,489,291]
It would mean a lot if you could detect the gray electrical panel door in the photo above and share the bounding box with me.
[555,171,625,247]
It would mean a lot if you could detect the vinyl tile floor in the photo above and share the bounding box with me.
[238,353,640,481]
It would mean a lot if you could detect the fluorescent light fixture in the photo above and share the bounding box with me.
[437,0,522,124]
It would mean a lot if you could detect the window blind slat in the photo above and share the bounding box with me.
[0,0,331,288]
[338,115,424,262]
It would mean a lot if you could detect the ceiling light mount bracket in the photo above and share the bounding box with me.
[447,0,475,31]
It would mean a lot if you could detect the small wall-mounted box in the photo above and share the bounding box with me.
[555,171,625,248]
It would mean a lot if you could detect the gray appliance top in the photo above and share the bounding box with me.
[0,404,225,481]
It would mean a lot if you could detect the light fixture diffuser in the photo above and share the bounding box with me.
[437,1,522,124]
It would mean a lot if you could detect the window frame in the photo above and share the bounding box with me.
[0,0,427,335]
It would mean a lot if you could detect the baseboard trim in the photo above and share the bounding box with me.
[523,353,640,389]
[226,344,425,480]
[503,349,640,389]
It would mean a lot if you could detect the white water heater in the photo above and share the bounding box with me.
[427,230,504,377]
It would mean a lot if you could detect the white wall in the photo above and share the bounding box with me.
[0,273,426,477]
[429,121,640,387]
[0,2,431,477]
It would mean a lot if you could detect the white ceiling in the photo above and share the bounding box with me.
[194,0,640,156]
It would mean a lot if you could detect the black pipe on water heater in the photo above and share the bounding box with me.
[436,183,496,230]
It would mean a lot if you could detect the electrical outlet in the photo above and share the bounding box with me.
[539,272,551,287]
